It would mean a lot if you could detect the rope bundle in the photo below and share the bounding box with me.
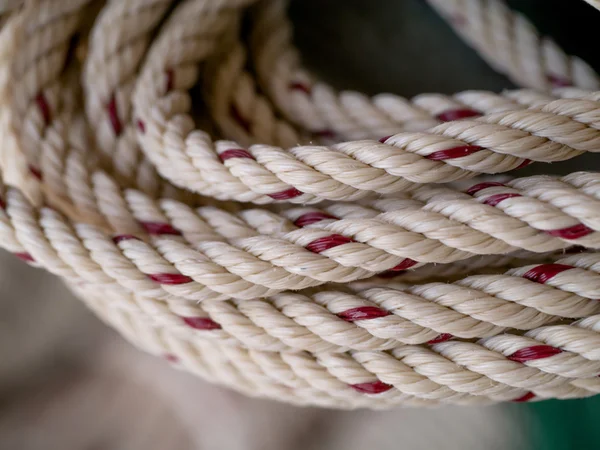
[2,0,600,408]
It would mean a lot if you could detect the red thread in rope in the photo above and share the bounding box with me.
[112,234,141,244]
[436,108,481,122]
[165,69,175,92]
[289,81,312,95]
[230,104,252,133]
[379,135,393,143]
[483,193,522,207]
[337,306,390,322]
[508,345,562,363]
[427,333,454,345]
[389,258,418,271]
[140,221,182,236]
[466,181,506,196]
[522,263,573,284]
[29,165,43,181]
[148,273,193,285]
[545,223,593,240]
[426,145,484,161]
[107,96,123,136]
[219,149,255,161]
[306,234,355,253]
[182,316,222,330]
[350,381,393,394]
[35,92,52,125]
[0,197,5,210]
[164,353,179,363]
[313,129,336,139]
[512,392,536,403]
[294,212,338,227]
[14,252,35,263]
[136,119,146,133]
[268,187,303,200]
[547,74,572,88]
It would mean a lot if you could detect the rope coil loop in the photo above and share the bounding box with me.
[1,0,600,408]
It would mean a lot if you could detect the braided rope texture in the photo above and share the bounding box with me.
[1,0,600,408]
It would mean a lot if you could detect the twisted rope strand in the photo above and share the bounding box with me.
[7,161,600,304]
[246,0,599,142]
[72,252,600,354]
[427,0,600,90]
[83,293,600,407]
[134,11,600,204]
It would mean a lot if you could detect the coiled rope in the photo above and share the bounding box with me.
[1,0,600,408]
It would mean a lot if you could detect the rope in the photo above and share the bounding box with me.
[247,0,599,139]
[1,0,600,408]
[427,0,600,90]
[584,0,600,12]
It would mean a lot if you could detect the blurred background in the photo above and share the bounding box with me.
[1,1,600,448]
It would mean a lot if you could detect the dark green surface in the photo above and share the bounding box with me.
[509,396,600,450]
